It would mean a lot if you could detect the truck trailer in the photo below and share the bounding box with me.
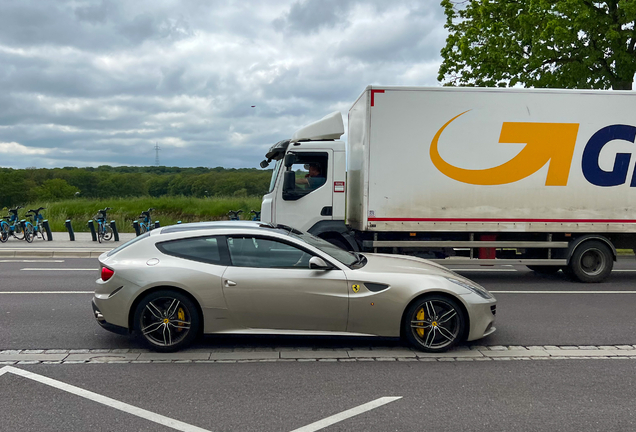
[260,86,636,283]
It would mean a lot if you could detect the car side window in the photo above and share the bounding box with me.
[157,236,225,265]
[227,236,313,268]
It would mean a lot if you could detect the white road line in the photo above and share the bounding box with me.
[0,291,93,294]
[449,269,517,272]
[20,268,97,271]
[0,366,212,432]
[0,260,65,263]
[289,397,402,432]
[490,291,636,294]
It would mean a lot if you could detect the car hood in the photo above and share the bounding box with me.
[358,253,458,277]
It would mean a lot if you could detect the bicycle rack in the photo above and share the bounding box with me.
[154,221,161,229]
[110,221,119,242]
[43,220,53,241]
[132,220,141,236]
[87,220,97,242]
[65,220,75,241]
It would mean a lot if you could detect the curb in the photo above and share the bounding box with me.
[2,345,635,364]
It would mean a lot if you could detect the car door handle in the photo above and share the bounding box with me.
[224,280,237,287]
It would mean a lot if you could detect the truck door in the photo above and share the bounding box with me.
[275,150,333,232]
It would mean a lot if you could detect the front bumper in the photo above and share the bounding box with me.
[92,299,129,335]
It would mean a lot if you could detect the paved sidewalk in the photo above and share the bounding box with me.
[0,232,136,258]
[2,345,636,364]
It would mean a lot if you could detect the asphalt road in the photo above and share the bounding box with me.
[2,257,636,431]
[2,257,636,349]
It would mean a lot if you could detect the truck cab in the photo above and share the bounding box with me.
[260,112,349,244]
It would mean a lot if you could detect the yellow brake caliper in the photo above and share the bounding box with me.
[416,308,425,337]
[177,308,185,332]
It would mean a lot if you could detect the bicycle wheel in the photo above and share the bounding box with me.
[24,223,34,243]
[103,224,113,241]
[140,224,148,234]
[97,223,104,243]
[13,223,24,240]
[38,226,49,241]
[0,223,8,243]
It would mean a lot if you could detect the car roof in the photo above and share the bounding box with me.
[158,221,299,236]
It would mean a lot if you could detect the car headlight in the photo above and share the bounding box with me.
[445,277,493,299]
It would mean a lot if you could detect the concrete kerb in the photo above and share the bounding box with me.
[1,345,635,364]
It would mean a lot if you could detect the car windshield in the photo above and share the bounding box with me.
[289,231,363,268]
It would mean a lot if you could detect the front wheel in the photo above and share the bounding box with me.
[404,295,465,353]
[0,224,8,243]
[140,224,148,234]
[103,224,113,241]
[133,290,200,352]
[24,223,34,243]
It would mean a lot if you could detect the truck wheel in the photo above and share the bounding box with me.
[526,265,561,275]
[568,240,613,283]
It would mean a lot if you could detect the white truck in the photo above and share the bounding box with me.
[259,86,636,282]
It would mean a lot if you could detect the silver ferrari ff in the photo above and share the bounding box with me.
[93,222,496,352]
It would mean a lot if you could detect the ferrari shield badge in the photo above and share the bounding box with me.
[352,284,360,293]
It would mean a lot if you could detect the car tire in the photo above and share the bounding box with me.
[403,294,465,353]
[133,290,200,352]
[568,240,613,283]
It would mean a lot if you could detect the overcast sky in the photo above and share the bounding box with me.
[0,0,447,169]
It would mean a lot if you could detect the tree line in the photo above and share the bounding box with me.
[0,166,273,208]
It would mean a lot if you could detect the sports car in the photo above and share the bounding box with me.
[93,221,497,352]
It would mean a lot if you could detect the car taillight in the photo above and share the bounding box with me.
[101,267,114,281]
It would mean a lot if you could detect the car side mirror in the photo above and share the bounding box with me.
[309,256,331,270]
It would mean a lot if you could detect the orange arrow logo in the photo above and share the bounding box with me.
[430,111,580,185]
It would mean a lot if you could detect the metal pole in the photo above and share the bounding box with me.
[65,220,75,241]
[110,220,119,242]
[87,220,97,241]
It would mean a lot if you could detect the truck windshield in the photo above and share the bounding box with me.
[268,159,283,193]
[289,231,361,268]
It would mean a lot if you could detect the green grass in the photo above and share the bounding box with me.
[9,196,264,232]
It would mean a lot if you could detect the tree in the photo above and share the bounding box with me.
[439,0,636,90]
[32,179,80,202]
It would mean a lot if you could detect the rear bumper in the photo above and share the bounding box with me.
[92,299,129,335]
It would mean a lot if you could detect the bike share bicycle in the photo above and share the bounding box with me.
[138,208,156,234]
[227,210,243,221]
[0,206,25,242]
[95,207,114,243]
[23,207,52,243]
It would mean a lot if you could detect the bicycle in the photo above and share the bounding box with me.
[250,210,261,221]
[227,210,243,221]
[95,207,114,243]
[138,208,155,234]
[0,206,25,242]
[24,207,50,243]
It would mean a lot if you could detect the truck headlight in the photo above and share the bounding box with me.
[445,277,493,300]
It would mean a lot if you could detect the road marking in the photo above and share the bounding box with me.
[0,260,65,263]
[289,397,402,432]
[0,366,212,432]
[20,268,97,271]
[490,291,636,294]
[613,269,636,272]
[449,269,517,272]
[0,291,93,294]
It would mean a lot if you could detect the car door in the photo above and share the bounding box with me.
[221,235,349,332]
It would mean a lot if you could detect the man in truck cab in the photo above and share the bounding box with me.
[296,163,326,190]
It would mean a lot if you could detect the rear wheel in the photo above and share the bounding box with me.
[0,224,8,243]
[13,223,24,240]
[568,240,613,283]
[404,295,465,353]
[39,227,49,241]
[140,224,148,234]
[133,290,200,352]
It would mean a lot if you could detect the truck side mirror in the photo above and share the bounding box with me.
[283,171,296,193]
[284,153,297,167]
